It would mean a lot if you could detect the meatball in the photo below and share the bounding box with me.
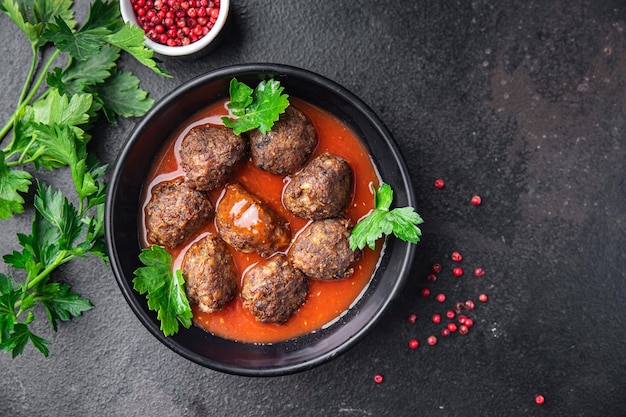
[145,178,214,248]
[283,153,353,220]
[247,106,317,175]
[179,124,248,191]
[182,234,238,313]
[241,254,308,324]
[215,183,291,256]
[289,218,361,280]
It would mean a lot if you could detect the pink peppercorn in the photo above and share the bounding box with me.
[465,300,475,310]
[409,339,419,349]
[479,294,488,303]
[453,267,463,277]
[474,267,485,277]
[427,336,437,346]
[432,314,442,324]
[458,324,469,335]
[535,395,545,405]
[436,293,446,303]
[446,310,456,319]
[451,251,462,262]
[441,328,450,337]
[471,195,482,205]
[427,273,437,283]
[374,374,384,384]
[431,263,443,273]
[420,288,431,297]
[458,315,468,325]
[434,178,445,188]
[465,318,474,328]
[448,323,458,332]
[408,313,417,324]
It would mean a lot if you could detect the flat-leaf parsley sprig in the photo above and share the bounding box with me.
[221,78,290,135]
[349,183,424,251]
[133,245,193,337]
[0,0,168,357]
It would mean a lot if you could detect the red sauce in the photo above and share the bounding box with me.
[140,98,382,343]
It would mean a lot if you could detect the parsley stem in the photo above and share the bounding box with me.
[0,49,60,149]
[26,251,73,292]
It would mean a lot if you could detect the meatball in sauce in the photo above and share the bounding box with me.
[144,178,214,249]
[289,218,361,280]
[182,234,238,313]
[241,254,308,324]
[247,106,317,175]
[215,183,291,257]
[283,153,353,220]
[179,124,248,191]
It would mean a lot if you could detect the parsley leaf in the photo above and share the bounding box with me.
[105,23,170,77]
[42,15,108,61]
[133,246,193,336]
[95,68,155,123]
[222,78,290,135]
[349,183,424,251]
[0,153,31,220]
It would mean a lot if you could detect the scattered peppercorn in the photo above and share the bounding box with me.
[479,294,488,303]
[431,263,443,273]
[441,328,450,337]
[465,318,474,328]
[465,300,475,310]
[471,195,482,205]
[408,313,417,324]
[454,301,465,313]
[434,178,445,188]
[427,273,437,282]
[436,293,446,303]
[447,323,458,332]
[420,288,431,297]
[427,336,437,345]
[457,315,467,325]
[451,251,462,262]
[374,374,384,384]
[474,267,485,277]
[535,395,545,405]
[453,267,463,277]
[432,314,442,324]
[409,339,419,349]
[458,324,469,335]
[446,310,456,319]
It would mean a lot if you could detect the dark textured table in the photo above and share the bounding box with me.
[1,1,625,416]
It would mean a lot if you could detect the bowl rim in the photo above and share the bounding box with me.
[119,0,230,56]
[105,63,416,376]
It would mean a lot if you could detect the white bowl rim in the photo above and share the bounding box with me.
[120,0,229,56]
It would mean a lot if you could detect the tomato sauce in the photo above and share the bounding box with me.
[140,98,382,343]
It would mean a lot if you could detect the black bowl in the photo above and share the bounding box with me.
[105,63,416,376]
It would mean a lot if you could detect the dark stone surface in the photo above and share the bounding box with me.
[1,1,625,416]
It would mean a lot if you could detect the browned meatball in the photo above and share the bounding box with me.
[289,218,361,280]
[145,178,214,248]
[179,124,248,191]
[283,153,353,220]
[182,234,238,313]
[241,254,308,324]
[215,183,291,256]
[247,106,317,175]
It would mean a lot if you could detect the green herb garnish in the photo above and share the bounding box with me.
[221,78,290,135]
[349,183,424,251]
[0,0,167,357]
[133,246,192,337]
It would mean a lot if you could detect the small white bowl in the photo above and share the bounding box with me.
[120,0,229,57]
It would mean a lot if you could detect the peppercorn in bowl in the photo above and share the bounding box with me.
[105,64,419,376]
[120,0,229,57]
